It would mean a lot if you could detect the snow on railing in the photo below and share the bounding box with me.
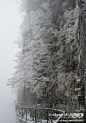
[16,105,65,123]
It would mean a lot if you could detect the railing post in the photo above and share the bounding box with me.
[19,108,20,118]
[84,110,86,123]
[35,109,37,123]
[47,111,48,123]
[22,109,23,119]
[26,109,27,121]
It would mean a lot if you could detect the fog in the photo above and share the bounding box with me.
[0,0,22,122]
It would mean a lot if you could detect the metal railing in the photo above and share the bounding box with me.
[16,105,65,123]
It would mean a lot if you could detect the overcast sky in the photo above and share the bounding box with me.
[0,0,22,122]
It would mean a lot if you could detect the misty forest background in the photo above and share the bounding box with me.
[8,0,86,113]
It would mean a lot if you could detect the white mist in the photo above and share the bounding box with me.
[0,0,22,122]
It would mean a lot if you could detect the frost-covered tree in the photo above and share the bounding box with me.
[9,0,82,112]
[9,0,59,105]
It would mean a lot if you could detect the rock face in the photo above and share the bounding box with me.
[10,0,86,113]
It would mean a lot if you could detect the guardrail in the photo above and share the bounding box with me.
[16,105,65,123]
[16,105,85,123]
